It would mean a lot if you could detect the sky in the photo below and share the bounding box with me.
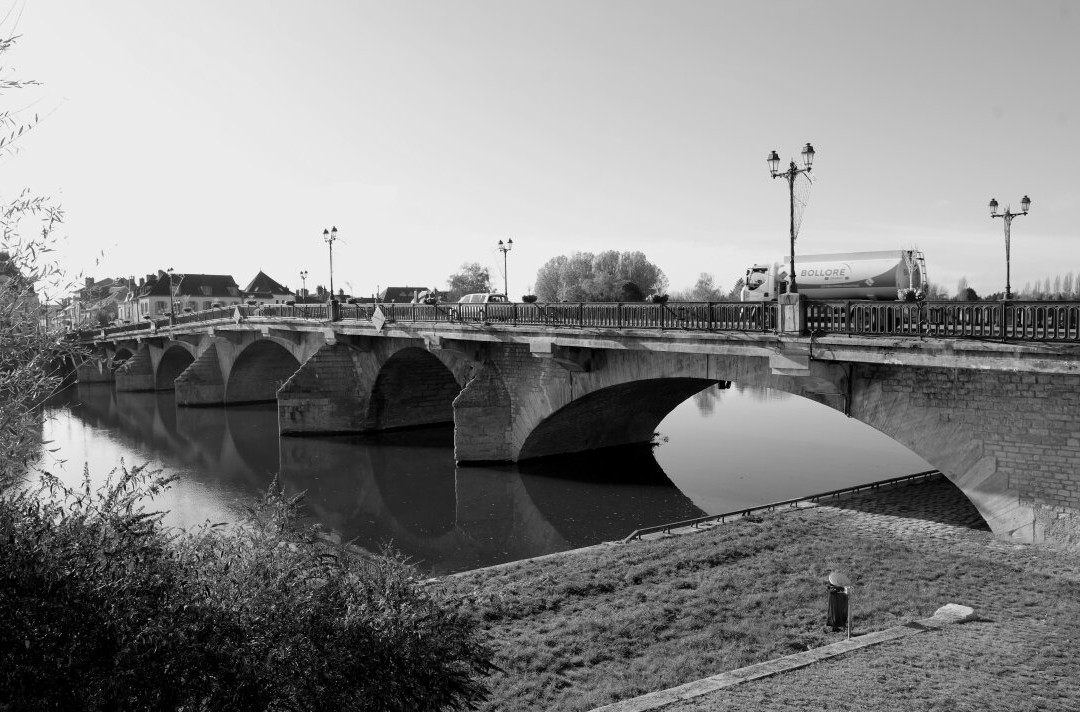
[1,0,1077,300]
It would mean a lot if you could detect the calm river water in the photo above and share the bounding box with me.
[36,384,930,574]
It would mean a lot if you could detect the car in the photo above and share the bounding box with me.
[457,293,508,304]
[453,293,509,323]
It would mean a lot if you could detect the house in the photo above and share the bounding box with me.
[65,276,127,327]
[124,271,243,319]
[242,271,295,306]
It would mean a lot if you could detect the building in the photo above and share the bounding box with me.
[123,271,244,320]
[62,276,128,328]
[242,271,295,305]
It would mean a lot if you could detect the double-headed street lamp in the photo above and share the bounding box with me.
[299,270,308,299]
[166,267,184,318]
[322,226,338,300]
[988,195,1031,300]
[497,238,513,296]
[767,143,815,294]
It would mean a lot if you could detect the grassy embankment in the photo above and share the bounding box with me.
[440,478,1080,712]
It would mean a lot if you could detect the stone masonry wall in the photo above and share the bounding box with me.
[174,343,225,406]
[851,364,1080,544]
[279,343,372,435]
[114,346,155,392]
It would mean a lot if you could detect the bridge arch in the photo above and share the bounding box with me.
[110,346,135,371]
[155,343,196,391]
[364,346,462,431]
[226,339,303,405]
[519,377,718,460]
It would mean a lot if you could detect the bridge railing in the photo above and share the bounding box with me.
[337,301,779,332]
[805,300,1080,342]
[623,469,944,541]
[74,299,1080,343]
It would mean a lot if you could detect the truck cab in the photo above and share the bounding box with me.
[741,264,782,302]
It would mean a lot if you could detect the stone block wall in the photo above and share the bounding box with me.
[851,364,1080,544]
[174,343,225,406]
[114,347,155,392]
[279,343,371,434]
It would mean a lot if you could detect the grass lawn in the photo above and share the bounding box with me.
[438,478,1080,712]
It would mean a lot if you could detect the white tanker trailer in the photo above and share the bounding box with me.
[740,249,927,302]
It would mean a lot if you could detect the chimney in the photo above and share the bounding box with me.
[85,276,94,287]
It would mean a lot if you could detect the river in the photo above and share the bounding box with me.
[36,383,930,574]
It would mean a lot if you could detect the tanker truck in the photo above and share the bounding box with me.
[740,249,927,302]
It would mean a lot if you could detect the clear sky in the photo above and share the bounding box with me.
[2,0,1077,299]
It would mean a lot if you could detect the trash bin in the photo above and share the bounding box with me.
[826,571,851,632]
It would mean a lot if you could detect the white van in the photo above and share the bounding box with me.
[453,293,509,323]
[457,293,508,304]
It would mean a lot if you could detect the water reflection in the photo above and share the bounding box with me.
[40,385,706,574]
[39,382,931,573]
[654,382,931,513]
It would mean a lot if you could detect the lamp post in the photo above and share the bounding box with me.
[988,195,1030,300]
[299,270,308,300]
[322,226,338,300]
[166,268,183,319]
[767,143,815,294]
[497,238,513,296]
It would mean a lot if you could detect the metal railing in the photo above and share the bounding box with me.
[338,301,778,331]
[76,298,1080,344]
[805,300,1080,342]
[622,469,944,541]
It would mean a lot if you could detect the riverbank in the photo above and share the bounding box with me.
[438,476,1080,712]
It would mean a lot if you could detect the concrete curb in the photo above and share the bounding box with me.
[587,604,975,712]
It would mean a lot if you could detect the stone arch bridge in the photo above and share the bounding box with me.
[77,310,1080,546]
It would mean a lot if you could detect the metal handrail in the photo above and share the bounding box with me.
[622,469,944,542]
[74,299,1080,343]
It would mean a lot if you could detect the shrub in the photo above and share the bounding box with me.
[0,466,494,711]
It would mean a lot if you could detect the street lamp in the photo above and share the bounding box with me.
[989,195,1030,300]
[322,226,338,301]
[166,267,184,318]
[299,270,308,299]
[497,238,513,296]
[767,142,815,294]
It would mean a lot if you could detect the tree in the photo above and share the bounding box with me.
[685,272,724,301]
[726,277,746,301]
[534,255,568,302]
[444,262,491,301]
[533,250,667,302]
[924,281,949,300]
